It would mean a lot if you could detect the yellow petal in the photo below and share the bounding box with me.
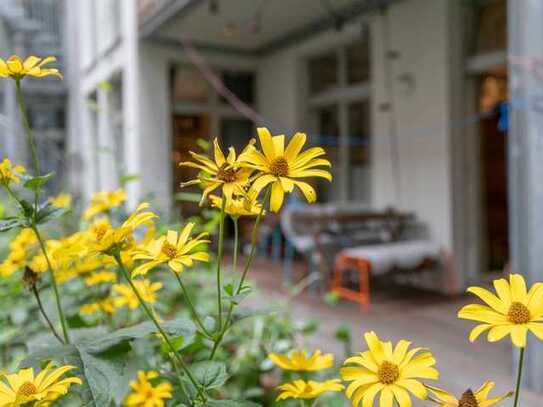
[467,287,508,314]
[487,325,513,343]
[364,331,384,364]
[362,383,384,407]
[213,138,226,166]
[257,127,276,160]
[284,132,307,161]
[272,135,285,157]
[493,278,512,305]
[380,387,394,407]
[270,181,285,212]
[23,56,41,70]
[391,385,412,407]
[510,325,528,348]
[469,324,493,342]
[292,180,317,203]
[509,274,527,303]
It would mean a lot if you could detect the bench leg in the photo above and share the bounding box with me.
[358,261,371,312]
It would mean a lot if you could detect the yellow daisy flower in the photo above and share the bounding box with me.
[179,138,254,205]
[209,193,263,217]
[0,55,62,80]
[48,193,72,208]
[125,370,172,407]
[0,365,81,406]
[268,350,334,372]
[276,379,344,401]
[83,189,126,221]
[132,222,209,277]
[0,158,25,185]
[458,273,543,348]
[426,381,512,407]
[340,331,439,407]
[240,127,332,212]
[84,271,117,286]
[113,279,162,309]
[87,203,157,255]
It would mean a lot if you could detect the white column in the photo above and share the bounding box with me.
[122,0,141,209]
[508,0,543,393]
[97,86,118,190]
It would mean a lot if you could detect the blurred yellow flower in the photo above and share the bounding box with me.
[426,381,512,407]
[48,193,72,208]
[80,298,115,315]
[209,193,263,217]
[0,364,81,406]
[0,228,37,277]
[125,370,172,407]
[276,379,344,401]
[113,279,162,309]
[132,222,209,277]
[458,273,543,348]
[179,138,253,205]
[269,350,333,372]
[83,189,126,221]
[0,55,62,80]
[0,158,25,185]
[240,128,331,212]
[84,271,117,286]
[87,203,157,255]
[341,331,438,407]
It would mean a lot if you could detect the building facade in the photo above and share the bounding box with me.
[0,0,66,193]
[64,0,543,391]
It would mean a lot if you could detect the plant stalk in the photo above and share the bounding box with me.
[15,79,40,208]
[513,347,525,407]
[215,195,227,331]
[114,253,206,402]
[209,188,269,359]
[31,226,70,344]
[32,286,64,344]
[171,270,212,338]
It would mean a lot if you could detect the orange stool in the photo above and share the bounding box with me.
[331,253,371,311]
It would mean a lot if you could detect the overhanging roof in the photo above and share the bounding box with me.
[139,0,399,56]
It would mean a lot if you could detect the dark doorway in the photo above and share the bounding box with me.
[478,69,509,271]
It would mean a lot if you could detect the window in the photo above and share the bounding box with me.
[308,53,338,95]
[220,71,255,106]
[172,67,210,104]
[220,118,254,151]
[473,0,507,55]
[307,38,371,203]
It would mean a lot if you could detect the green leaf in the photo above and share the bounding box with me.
[23,172,55,190]
[80,318,196,353]
[120,174,140,186]
[190,361,228,389]
[18,199,35,219]
[36,203,67,224]
[0,217,26,232]
[223,285,252,305]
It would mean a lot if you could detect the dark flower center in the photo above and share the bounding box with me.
[161,242,177,259]
[459,389,478,407]
[17,382,38,397]
[377,361,399,385]
[217,164,238,183]
[270,157,289,177]
[507,302,531,324]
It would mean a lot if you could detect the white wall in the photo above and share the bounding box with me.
[257,0,458,265]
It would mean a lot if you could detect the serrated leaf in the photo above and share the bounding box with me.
[80,318,195,353]
[0,217,26,232]
[36,203,67,224]
[191,361,228,389]
[23,172,54,190]
[223,287,252,305]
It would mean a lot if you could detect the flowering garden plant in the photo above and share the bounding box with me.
[0,55,540,407]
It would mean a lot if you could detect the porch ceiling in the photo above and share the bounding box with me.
[143,0,398,55]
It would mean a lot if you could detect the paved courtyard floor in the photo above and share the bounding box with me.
[240,257,543,406]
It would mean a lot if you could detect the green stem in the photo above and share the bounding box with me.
[232,217,239,276]
[15,79,40,208]
[209,188,269,359]
[215,195,227,331]
[31,226,70,344]
[32,286,64,344]
[171,270,212,338]
[113,253,206,402]
[513,347,525,407]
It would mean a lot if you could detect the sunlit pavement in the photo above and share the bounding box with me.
[237,257,543,406]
